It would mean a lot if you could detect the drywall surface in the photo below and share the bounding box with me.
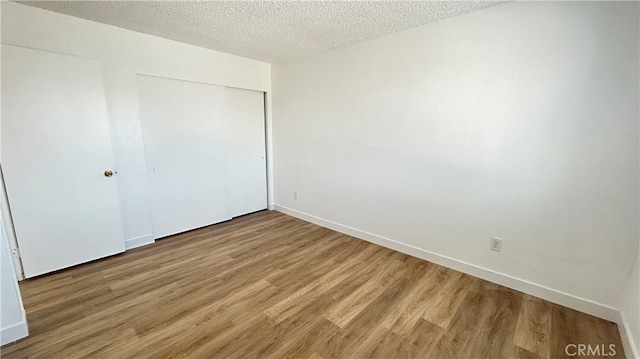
[1,2,270,245]
[620,253,639,358]
[272,0,639,313]
[0,212,27,345]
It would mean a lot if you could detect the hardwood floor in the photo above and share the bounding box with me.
[1,210,624,358]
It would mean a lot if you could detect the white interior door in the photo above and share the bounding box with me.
[136,75,231,239]
[1,45,125,278]
[226,88,268,217]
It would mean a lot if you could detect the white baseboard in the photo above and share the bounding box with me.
[0,310,28,346]
[124,233,154,250]
[275,205,621,323]
[617,311,639,359]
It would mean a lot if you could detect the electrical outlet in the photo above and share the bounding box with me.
[490,237,502,252]
[293,191,298,200]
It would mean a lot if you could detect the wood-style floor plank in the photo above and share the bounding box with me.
[514,294,552,358]
[323,259,406,328]
[0,210,625,358]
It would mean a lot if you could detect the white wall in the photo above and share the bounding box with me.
[620,253,639,358]
[0,200,28,345]
[1,2,271,248]
[272,0,638,324]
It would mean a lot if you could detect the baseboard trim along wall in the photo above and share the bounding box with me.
[616,311,639,359]
[124,234,155,251]
[0,310,28,346]
[274,205,636,357]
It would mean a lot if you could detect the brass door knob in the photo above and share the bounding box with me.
[104,170,113,177]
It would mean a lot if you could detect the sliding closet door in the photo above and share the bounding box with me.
[1,45,125,277]
[137,75,231,239]
[226,88,268,217]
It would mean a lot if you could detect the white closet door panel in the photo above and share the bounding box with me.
[1,45,125,278]
[136,75,231,239]
[226,88,267,217]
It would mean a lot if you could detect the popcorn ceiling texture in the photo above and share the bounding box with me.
[19,1,505,63]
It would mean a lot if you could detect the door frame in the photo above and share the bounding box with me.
[0,166,24,280]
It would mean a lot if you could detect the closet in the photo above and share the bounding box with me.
[136,75,267,239]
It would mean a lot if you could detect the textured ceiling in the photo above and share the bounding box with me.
[18,1,506,63]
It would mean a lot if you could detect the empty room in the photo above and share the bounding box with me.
[0,1,638,358]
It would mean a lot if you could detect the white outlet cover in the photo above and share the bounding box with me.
[490,237,503,252]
